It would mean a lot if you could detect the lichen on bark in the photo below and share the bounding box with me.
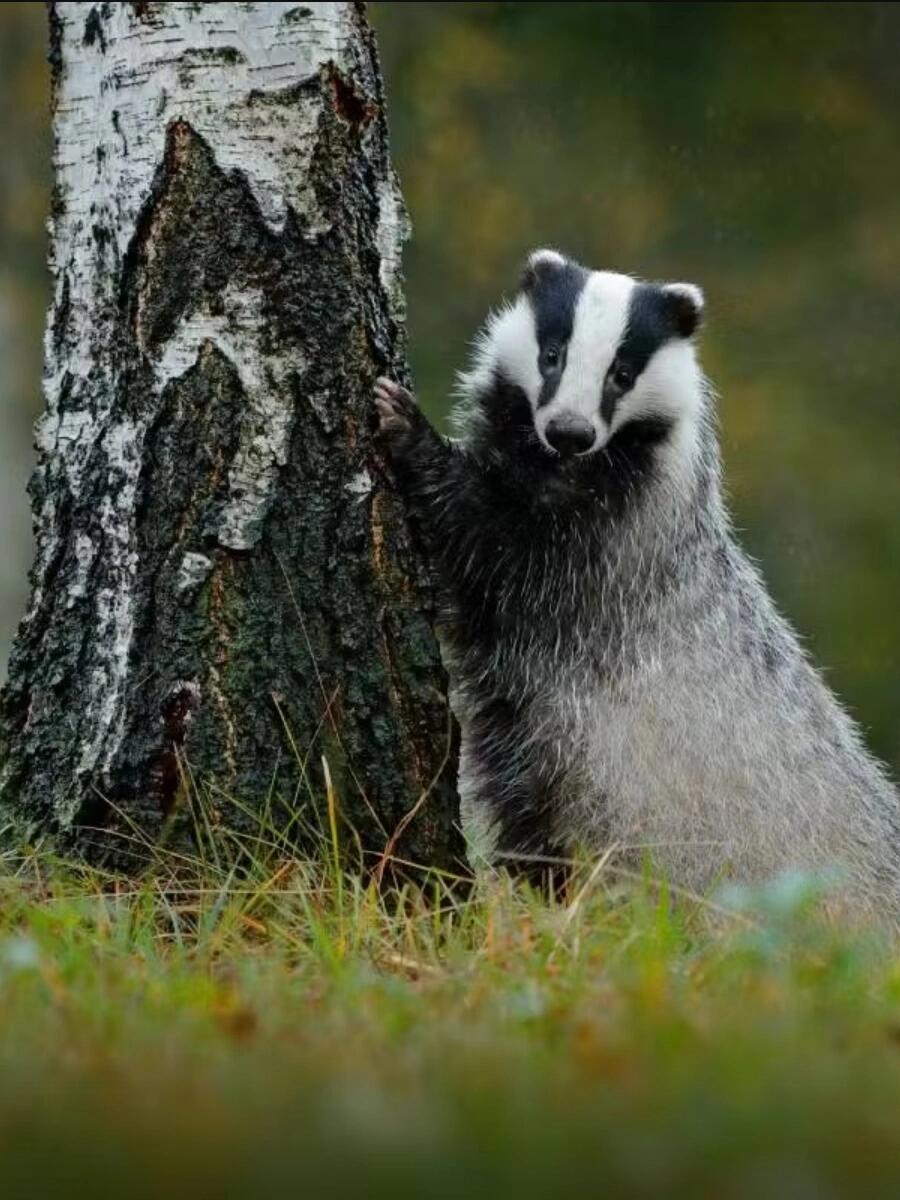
[0,2,463,876]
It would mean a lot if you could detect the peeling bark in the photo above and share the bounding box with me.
[0,2,463,876]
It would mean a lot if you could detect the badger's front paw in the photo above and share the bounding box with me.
[374,377,418,437]
[374,377,442,479]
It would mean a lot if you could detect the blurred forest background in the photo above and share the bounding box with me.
[0,2,897,771]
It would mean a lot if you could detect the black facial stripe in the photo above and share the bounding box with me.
[622,283,678,362]
[601,283,681,423]
[538,341,568,408]
[530,260,589,345]
[601,374,621,424]
[523,257,589,409]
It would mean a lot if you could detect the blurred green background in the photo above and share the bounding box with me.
[0,2,897,770]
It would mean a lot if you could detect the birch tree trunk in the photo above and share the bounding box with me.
[0,1,463,876]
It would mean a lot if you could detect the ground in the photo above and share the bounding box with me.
[1,802,900,1199]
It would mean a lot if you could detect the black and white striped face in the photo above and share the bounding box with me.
[460,249,704,460]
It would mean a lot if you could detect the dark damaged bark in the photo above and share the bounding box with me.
[0,2,464,876]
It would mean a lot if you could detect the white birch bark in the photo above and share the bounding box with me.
[0,2,462,875]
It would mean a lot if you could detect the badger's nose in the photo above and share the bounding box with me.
[544,413,596,457]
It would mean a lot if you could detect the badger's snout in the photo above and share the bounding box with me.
[544,412,596,457]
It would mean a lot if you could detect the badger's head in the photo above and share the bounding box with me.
[456,249,705,478]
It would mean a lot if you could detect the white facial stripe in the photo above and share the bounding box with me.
[535,271,634,448]
[610,341,701,433]
[610,340,703,490]
[455,296,540,404]
[492,298,542,399]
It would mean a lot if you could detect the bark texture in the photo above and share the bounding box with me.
[0,1,463,874]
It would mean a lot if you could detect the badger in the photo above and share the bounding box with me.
[374,248,900,917]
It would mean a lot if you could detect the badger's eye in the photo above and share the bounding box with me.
[612,362,634,391]
[542,345,560,369]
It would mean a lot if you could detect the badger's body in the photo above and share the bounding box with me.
[375,250,900,915]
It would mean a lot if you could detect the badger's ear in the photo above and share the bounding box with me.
[520,247,567,293]
[661,282,704,338]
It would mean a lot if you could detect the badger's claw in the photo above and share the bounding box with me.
[374,377,417,436]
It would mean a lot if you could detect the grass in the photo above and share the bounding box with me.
[1,799,900,1199]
